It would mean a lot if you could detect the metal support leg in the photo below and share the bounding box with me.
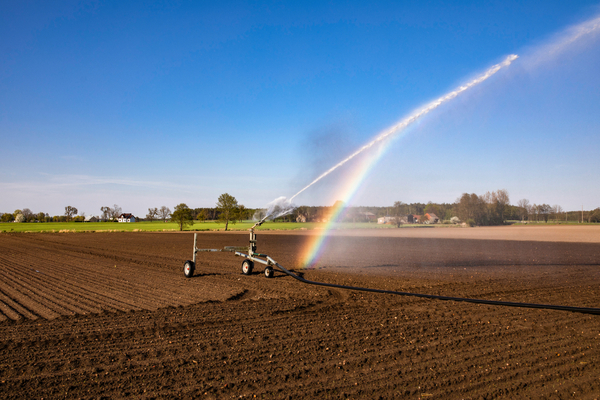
[193,233,197,264]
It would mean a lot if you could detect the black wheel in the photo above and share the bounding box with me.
[242,260,254,275]
[184,260,195,278]
[264,266,274,279]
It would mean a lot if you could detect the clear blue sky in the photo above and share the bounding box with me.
[2,1,599,217]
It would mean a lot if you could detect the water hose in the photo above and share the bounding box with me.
[268,258,600,316]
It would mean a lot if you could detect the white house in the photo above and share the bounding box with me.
[118,213,136,223]
[377,216,394,224]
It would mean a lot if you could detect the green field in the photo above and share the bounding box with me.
[0,220,404,233]
[2,219,591,233]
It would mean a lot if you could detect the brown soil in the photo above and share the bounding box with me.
[1,229,600,399]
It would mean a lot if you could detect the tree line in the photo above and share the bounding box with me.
[2,190,600,227]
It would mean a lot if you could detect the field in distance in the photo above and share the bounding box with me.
[1,219,597,233]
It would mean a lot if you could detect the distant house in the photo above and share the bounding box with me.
[377,216,395,224]
[363,212,377,222]
[118,213,136,223]
[296,214,307,223]
[425,213,439,224]
[413,215,421,223]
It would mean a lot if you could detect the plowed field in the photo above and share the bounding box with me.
[1,228,600,399]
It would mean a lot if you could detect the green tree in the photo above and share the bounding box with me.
[216,193,238,231]
[393,201,407,227]
[197,209,207,222]
[455,193,485,225]
[1,213,15,222]
[171,203,194,231]
[589,208,600,223]
[238,204,248,221]
[423,202,440,219]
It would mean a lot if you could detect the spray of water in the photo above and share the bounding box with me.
[253,196,297,223]
[288,54,518,203]
[526,14,600,67]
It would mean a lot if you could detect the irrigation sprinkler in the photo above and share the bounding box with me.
[184,219,277,279]
[183,225,600,315]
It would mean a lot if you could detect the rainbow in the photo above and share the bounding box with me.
[297,54,519,268]
[298,140,389,268]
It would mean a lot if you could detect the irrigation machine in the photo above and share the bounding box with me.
[183,219,279,279]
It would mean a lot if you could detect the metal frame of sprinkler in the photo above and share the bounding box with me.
[184,219,279,279]
[183,221,600,316]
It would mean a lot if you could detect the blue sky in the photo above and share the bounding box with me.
[1,1,599,217]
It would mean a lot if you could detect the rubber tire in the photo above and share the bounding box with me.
[184,260,195,278]
[242,260,254,275]
[264,266,274,279]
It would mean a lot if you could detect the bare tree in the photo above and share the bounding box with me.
[517,199,530,222]
[146,207,158,222]
[494,189,510,223]
[528,204,537,222]
[554,205,564,222]
[158,206,171,222]
[100,206,111,221]
[64,206,78,221]
[21,208,33,222]
[110,204,122,220]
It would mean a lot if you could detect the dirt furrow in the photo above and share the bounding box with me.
[0,264,97,316]
[0,287,41,320]
[0,261,121,314]
[3,254,176,312]
[0,274,61,319]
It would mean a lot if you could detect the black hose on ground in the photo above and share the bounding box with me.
[272,262,600,316]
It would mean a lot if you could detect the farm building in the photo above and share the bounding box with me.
[379,215,412,224]
[362,212,377,222]
[425,213,439,223]
[377,216,394,224]
[118,213,136,223]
